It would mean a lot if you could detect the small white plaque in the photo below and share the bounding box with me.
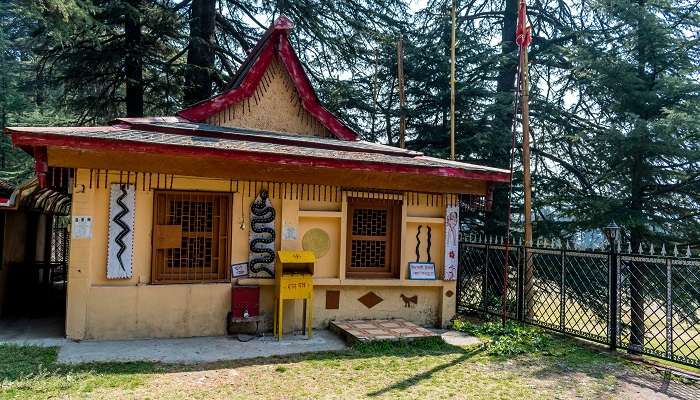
[72,216,93,239]
[409,262,437,280]
[231,262,249,278]
[282,223,298,241]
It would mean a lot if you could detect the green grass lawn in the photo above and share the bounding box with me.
[0,323,696,399]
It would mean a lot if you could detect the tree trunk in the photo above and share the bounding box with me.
[483,0,518,301]
[484,0,518,237]
[184,0,216,106]
[628,123,648,351]
[627,0,652,352]
[124,0,144,117]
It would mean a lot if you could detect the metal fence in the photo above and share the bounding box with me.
[457,241,700,368]
[50,225,69,264]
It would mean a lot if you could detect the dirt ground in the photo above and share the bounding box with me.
[2,333,699,399]
[88,345,700,399]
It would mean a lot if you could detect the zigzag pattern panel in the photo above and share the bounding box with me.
[107,184,135,279]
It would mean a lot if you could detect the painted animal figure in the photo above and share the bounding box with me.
[400,294,418,308]
[249,190,276,276]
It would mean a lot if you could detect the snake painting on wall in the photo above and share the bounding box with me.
[248,190,276,277]
[107,184,135,279]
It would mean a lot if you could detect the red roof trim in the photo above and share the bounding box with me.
[177,38,276,121]
[177,16,359,141]
[9,131,510,183]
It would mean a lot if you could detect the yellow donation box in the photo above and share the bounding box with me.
[274,250,315,340]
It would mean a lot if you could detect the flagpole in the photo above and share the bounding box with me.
[517,0,534,321]
[397,34,406,149]
[502,0,533,325]
[521,32,532,248]
[449,0,456,160]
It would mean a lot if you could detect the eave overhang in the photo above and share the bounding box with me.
[6,129,511,189]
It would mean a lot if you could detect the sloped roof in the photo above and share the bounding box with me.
[3,16,511,188]
[117,120,423,157]
[177,16,358,141]
[6,125,510,183]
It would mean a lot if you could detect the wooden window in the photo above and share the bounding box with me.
[152,191,231,284]
[346,198,402,279]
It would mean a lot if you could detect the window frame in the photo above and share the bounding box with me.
[151,190,232,284]
[345,197,402,279]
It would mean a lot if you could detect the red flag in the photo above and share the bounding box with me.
[515,0,531,47]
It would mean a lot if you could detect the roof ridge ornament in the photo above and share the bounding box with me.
[273,15,295,30]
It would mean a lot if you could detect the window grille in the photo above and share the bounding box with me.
[152,191,231,283]
[346,198,401,278]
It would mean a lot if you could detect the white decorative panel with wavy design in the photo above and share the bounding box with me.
[107,184,135,279]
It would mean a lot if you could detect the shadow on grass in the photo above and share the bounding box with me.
[0,337,470,383]
[365,343,486,397]
[511,334,700,400]
[5,331,696,400]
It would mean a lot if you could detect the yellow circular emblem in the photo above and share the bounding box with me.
[302,228,331,259]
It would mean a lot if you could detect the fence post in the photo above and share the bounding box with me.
[456,242,462,313]
[609,251,619,351]
[480,244,489,312]
[517,246,525,322]
[560,248,565,331]
[666,258,673,359]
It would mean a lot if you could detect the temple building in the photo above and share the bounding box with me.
[4,16,508,340]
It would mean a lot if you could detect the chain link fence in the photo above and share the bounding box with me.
[458,241,700,368]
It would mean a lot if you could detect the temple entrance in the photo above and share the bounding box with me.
[0,178,71,341]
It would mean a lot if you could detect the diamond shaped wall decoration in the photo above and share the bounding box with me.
[357,291,383,309]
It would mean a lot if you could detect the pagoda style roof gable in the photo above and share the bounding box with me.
[177,16,358,141]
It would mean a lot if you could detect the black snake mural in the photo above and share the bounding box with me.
[113,184,130,272]
[249,190,276,276]
[427,226,432,263]
[415,225,422,262]
[414,225,433,263]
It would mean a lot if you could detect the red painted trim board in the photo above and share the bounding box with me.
[9,131,510,183]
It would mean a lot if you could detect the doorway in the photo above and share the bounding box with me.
[0,212,69,340]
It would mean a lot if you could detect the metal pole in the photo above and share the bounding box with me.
[481,244,490,312]
[449,0,457,160]
[516,245,525,322]
[666,258,673,359]
[609,248,619,351]
[560,246,565,331]
[521,32,532,249]
[517,0,535,319]
[397,35,406,149]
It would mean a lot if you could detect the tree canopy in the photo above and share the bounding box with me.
[1,0,698,246]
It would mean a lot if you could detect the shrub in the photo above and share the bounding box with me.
[453,320,550,357]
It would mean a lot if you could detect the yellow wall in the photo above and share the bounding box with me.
[65,168,457,340]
